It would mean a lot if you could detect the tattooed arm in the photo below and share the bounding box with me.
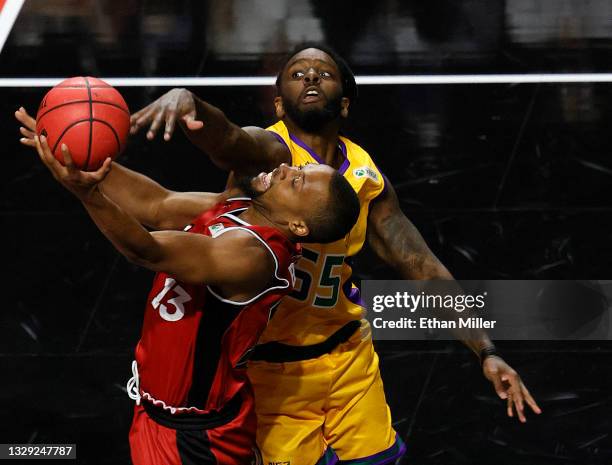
[366,181,541,422]
[366,182,452,281]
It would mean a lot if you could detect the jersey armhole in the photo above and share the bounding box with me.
[207,226,290,306]
[373,171,389,200]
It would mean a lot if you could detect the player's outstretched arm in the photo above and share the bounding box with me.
[100,163,225,231]
[367,181,542,422]
[129,88,290,175]
[17,107,222,230]
[34,134,272,294]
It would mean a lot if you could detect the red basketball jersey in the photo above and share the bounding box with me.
[131,198,299,415]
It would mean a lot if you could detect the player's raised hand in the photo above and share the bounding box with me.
[15,106,37,148]
[482,356,542,423]
[129,88,204,142]
[34,135,112,201]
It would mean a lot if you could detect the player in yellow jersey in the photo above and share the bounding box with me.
[80,44,542,464]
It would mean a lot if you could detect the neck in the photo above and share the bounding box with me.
[239,202,293,241]
[283,118,343,169]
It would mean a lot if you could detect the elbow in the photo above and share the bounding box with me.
[123,251,152,268]
[122,243,165,270]
[154,218,182,231]
[426,258,454,280]
[397,255,453,280]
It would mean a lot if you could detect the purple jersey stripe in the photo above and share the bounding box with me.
[338,139,350,174]
[315,447,338,465]
[339,434,407,464]
[289,132,326,164]
[342,279,366,308]
[267,130,290,150]
[288,132,350,173]
[379,171,389,196]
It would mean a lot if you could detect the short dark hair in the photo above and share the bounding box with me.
[304,171,360,244]
[275,42,358,103]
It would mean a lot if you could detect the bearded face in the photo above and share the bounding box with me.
[276,48,348,133]
[281,87,343,133]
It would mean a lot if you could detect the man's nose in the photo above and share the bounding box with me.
[304,68,320,84]
[278,163,291,179]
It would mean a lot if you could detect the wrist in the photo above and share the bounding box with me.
[479,345,500,366]
[79,185,104,206]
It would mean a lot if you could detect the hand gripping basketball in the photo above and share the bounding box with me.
[34,134,112,201]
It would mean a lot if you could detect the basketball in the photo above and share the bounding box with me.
[36,76,130,171]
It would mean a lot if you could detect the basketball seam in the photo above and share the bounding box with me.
[37,100,129,122]
[51,118,90,154]
[85,77,93,171]
[91,118,121,157]
[49,119,121,169]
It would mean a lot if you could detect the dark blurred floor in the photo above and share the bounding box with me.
[2,1,612,464]
[1,347,611,464]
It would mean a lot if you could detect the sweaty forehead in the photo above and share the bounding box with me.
[286,48,338,71]
[303,164,335,192]
[304,163,335,176]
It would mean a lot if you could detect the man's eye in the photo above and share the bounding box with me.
[320,71,331,78]
[292,71,304,78]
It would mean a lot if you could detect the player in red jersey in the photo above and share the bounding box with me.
[31,134,360,465]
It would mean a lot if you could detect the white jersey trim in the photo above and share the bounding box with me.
[220,212,250,226]
[207,226,290,306]
[140,391,209,414]
[126,360,214,414]
[226,197,252,202]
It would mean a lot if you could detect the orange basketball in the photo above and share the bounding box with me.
[36,76,130,171]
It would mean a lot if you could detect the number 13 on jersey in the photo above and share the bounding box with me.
[289,249,345,308]
[151,277,192,321]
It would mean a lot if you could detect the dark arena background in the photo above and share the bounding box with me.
[1,1,612,464]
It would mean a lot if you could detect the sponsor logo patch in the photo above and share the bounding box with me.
[353,166,380,182]
[208,223,225,235]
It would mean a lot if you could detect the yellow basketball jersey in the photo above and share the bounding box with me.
[258,121,385,345]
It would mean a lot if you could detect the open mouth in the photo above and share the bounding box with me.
[259,172,272,191]
[302,88,321,103]
[257,170,274,191]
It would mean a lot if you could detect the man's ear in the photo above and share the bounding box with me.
[288,218,309,239]
[274,96,285,119]
[340,97,350,118]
